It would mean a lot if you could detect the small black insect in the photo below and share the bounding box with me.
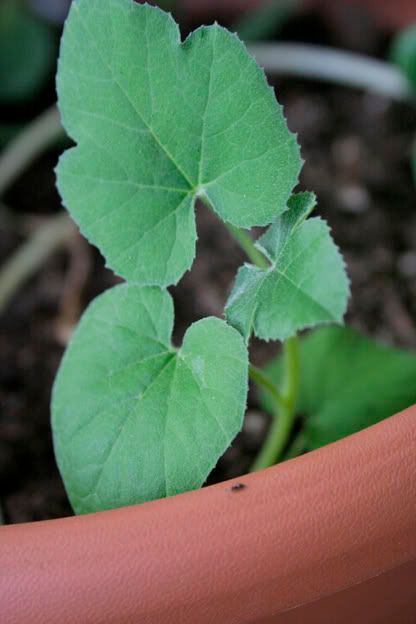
[229,482,247,492]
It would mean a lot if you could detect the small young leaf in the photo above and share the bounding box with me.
[225,193,349,341]
[52,284,248,514]
[56,0,301,286]
[261,326,416,449]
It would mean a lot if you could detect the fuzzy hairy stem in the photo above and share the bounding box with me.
[250,335,300,471]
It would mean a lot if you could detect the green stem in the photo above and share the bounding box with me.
[199,192,269,270]
[225,223,269,270]
[249,364,287,410]
[250,335,300,471]
[222,214,301,471]
[250,411,286,471]
[282,431,305,461]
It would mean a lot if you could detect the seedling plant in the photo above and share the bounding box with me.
[52,0,416,515]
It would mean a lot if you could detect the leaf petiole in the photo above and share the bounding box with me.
[224,215,302,471]
[282,431,305,461]
[250,335,300,471]
[224,218,302,471]
[198,189,270,271]
[225,224,269,270]
[249,364,288,411]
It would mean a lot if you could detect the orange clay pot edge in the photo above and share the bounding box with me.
[1,405,416,624]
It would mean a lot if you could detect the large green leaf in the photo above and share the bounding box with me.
[52,284,248,514]
[56,0,301,286]
[225,193,349,341]
[261,326,416,449]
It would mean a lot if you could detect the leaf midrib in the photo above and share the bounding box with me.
[86,353,177,498]
[74,3,196,191]
[197,26,217,187]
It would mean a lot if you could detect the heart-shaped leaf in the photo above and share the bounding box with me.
[56,0,301,286]
[261,326,416,449]
[52,284,248,514]
[225,192,350,341]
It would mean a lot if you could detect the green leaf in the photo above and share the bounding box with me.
[52,284,248,514]
[261,326,416,449]
[225,192,349,341]
[390,23,416,89]
[0,0,55,102]
[56,0,301,286]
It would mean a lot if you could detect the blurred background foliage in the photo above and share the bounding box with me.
[0,0,55,104]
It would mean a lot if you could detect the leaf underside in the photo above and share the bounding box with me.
[52,284,248,514]
[261,325,416,449]
[225,192,350,342]
[56,0,301,286]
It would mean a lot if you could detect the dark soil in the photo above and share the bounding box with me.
[1,9,415,523]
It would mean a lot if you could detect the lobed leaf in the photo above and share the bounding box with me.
[56,0,301,286]
[52,284,248,514]
[261,326,416,449]
[225,192,349,341]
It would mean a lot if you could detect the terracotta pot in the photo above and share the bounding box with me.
[182,0,416,30]
[1,404,415,623]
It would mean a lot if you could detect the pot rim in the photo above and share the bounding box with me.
[1,405,416,623]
